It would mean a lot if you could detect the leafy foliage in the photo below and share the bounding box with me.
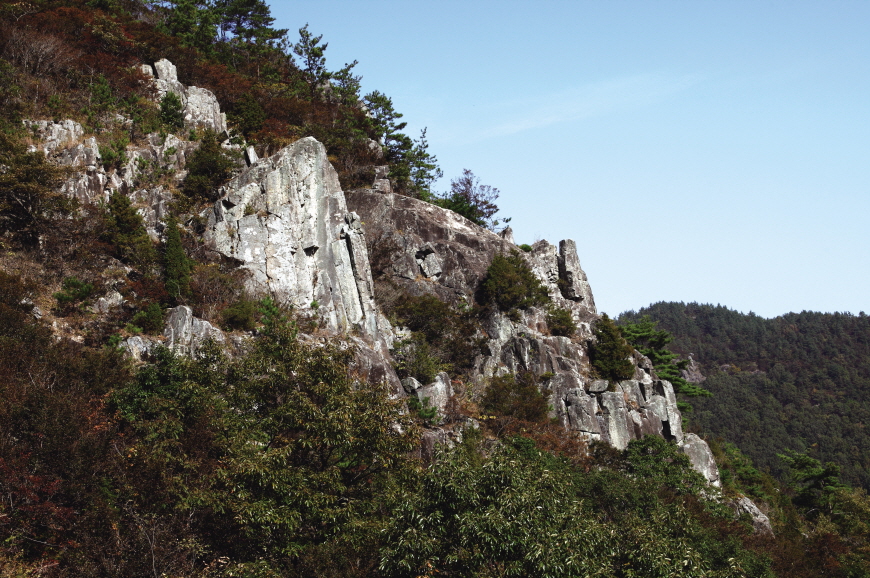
[159,90,184,130]
[104,190,157,270]
[389,292,482,379]
[546,305,577,337]
[130,302,164,333]
[112,319,420,571]
[53,276,95,312]
[0,131,74,246]
[181,130,236,202]
[220,295,258,330]
[434,168,505,230]
[481,372,549,423]
[479,249,550,318]
[380,436,769,578]
[589,313,636,382]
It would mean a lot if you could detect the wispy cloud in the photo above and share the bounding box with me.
[441,72,705,144]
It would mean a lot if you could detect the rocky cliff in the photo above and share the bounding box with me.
[26,59,743,510]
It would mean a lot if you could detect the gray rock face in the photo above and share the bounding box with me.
[23,119,84,155]
[57,136,107,204]
[680,433,720,487]
[731,495,774,535]
[204,137,379,339]
[349,336,403,397]
[151,59,228,134]
[163,305,226,356]
[94,290,124,314]
[415,372,454,415]
[681,354,706,384]
[557,239,595,306]
[346,190,595,328]
[550,378,681,449]
[122,336,156,362]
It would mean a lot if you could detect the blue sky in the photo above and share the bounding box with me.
[269,0,870,318]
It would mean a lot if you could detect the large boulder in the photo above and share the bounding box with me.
[680,433,720,487]
[163,305,226,356]
[204,137,380,339]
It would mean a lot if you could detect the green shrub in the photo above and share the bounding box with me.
[589,313,635,382]
[0,132,74,246]
[104,191,157,270]
[100,135,129,170]
[54,276,94,313]
[407,395,438,424]
[394,333,441,384]
[221,297,258,331]
[230,92,266,137]
[481,372,549,423]
[181,130,235,202]
[159,91,184,130]
[546,305,577,337]
[131,302,164,334]
[391,292,482,377]
[479,249,549,317]
[518,243,533,252]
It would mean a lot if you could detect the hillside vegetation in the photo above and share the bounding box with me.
[618,303,870,489]
[1,1,869,576]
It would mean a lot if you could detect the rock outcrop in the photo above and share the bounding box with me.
[731,495,774,536]
[143,59,228,134]
[204,137,380,340]
[681,354,706,383]
[163,305,226,356]
[345,189,597,327]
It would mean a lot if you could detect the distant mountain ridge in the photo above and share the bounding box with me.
[618,302,870,488]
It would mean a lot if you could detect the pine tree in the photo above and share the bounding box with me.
[620,315,711,398]
[590,314,635,383]
[105,191,157,270]
[163,215,191,303]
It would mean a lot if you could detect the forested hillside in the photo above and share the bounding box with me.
[618,303,870,489]
[2,1,870,576]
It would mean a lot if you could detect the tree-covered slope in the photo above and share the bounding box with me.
[618,303,870,488]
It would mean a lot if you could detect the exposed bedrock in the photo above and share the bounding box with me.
[203,137,380,342]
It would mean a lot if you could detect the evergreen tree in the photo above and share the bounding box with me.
[293,24,330,100]
[157,0,219,54]
[589,313,635,383]
[163,215,191,303]
[620,315,712,399]
[104,191,157,270]
[159,91,184,130]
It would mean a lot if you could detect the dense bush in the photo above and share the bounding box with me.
[380,436,770,578]
[0,131,74,246]
[220,296,258,331]
[546,305,577,337]
[104,190,157,270]
[480,372,549,423]
[589,313,635,382]
[130,302,164,334]
[53,276,94,313]
[162,215,191,303]
[479,249,549,318]
[390,292,482,378]
[394,333,442,384]
[159,91,184,130]
[181,130,236,202]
